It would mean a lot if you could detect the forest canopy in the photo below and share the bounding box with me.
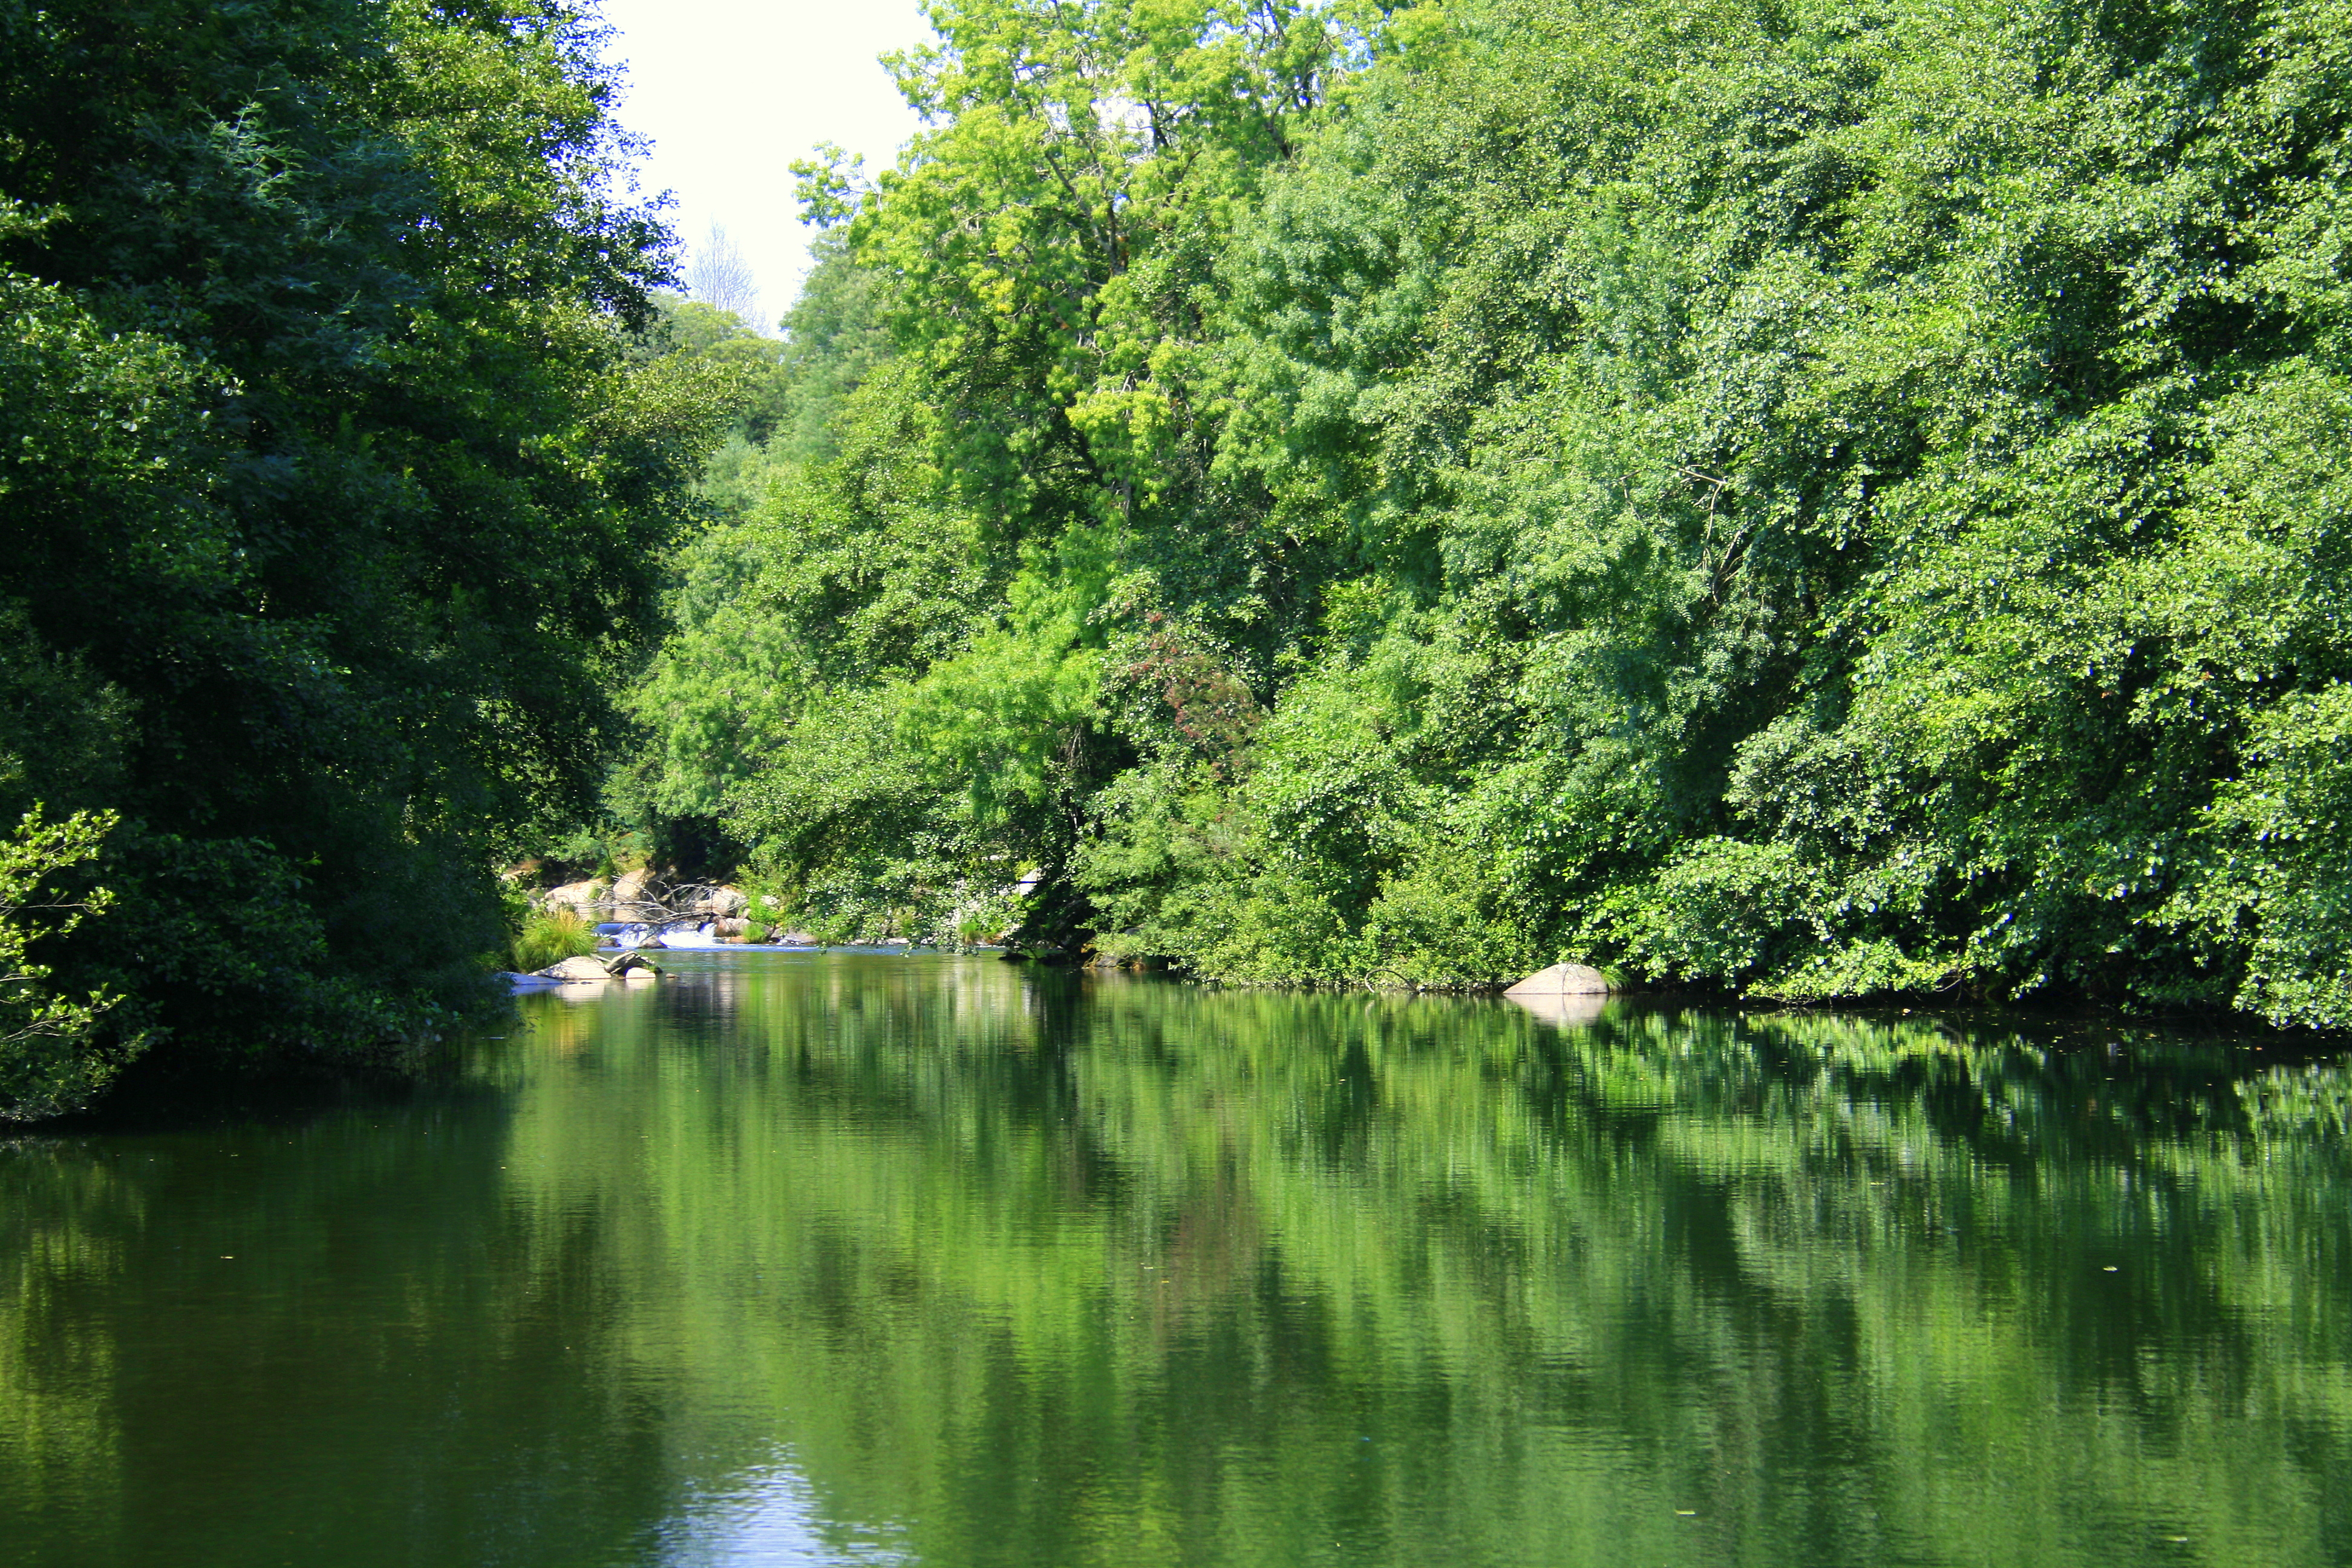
[8,0,2350,1124]
[630,0,2352,1028]
[0,0,731,1117]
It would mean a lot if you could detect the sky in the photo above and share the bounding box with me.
[596,0,932,332]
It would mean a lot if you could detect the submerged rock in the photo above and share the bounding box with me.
[525,952,667,982]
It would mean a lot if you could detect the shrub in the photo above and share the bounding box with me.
[509,907,600,975]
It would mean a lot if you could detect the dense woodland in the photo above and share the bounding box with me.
[641,0,2352,1013]
[5,0,2352,1119]
[0,0,734,1117]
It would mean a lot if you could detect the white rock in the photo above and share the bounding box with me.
[1503,962,1613,1028]
[1504,962,1613,996]
[541,879,607,912]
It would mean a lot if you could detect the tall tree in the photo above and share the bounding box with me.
[684,220,763,328]
[0,0,731,1114]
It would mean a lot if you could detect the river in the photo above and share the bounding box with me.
[3,952,2347,1566]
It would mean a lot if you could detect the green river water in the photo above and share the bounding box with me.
[2,952,2348,1567]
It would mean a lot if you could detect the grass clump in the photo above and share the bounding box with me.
[509,907,600,973]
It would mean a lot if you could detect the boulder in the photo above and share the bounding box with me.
[1504,962,1613,996]
[603,950,663,978]
[541,879,607,913]
[534,955,611,982]
[1503,962,1613,1028]
[691,885,750,918]
[610,866,657,907]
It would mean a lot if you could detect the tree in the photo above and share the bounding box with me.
[0,0,733,1114]
[0,808,129,1120]
[635,0,2352,1023]
[684,220,764,329]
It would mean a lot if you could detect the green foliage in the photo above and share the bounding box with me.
[766,230,896,465]
[0,0,728,1112]
[508,906,600,975]
[0,808,133,1121]
[627,0,2352,1021]
[627,230,900,530]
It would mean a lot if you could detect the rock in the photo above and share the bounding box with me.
[775,930,818,946]
[1504,962,1614,996]
[541,879,607,913]
[691,884,749,918]
[1503,962,1613,1028]
[713,917,747,940]
[534,955,611,982]
[611,866,657,907]
[603,950,663,978]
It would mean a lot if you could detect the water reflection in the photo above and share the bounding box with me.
[651,1453,910,1568]
[1,953,2348,1567]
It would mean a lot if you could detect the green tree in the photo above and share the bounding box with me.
[0,0,731,1112]
[637,0,2352,1022]
[0,808,130,1120]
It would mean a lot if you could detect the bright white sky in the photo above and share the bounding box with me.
[598,0,932,332]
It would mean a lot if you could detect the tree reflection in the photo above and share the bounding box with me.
[2,961,2347,1567]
